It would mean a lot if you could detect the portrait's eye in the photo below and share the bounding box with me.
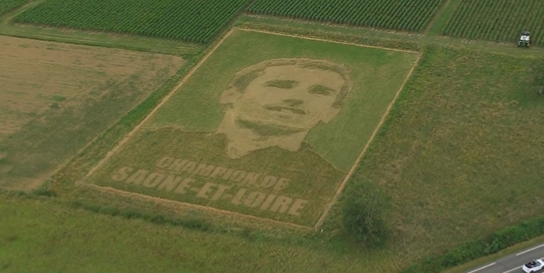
[308,85,334,96]
[263,80,298,89]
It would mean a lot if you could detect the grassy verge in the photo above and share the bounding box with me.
[0,191,396,273]
[444,234,544,273]
[402,214,544,273]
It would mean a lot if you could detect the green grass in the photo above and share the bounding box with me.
[443,0,544,45]
[324,44,544,261]
[82,29,418,227]
[0,39,184,189]
[0,0,27,16]
[0,192,396,273]
[13,0,250,43]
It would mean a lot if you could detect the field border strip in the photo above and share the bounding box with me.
[80,29,236,183]
[236,27,420,53]
[79,183,313,231]
[314,53,423,230]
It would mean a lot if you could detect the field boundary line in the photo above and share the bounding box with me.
[314,53,423,230]
[423,0,453,35]
[236,27,420,53]
[80,28,235,183]
[79,183,313,231]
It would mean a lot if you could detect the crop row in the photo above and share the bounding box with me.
[247,0,446,33]
[0,0,27,16]
[13,0,250,43]
[443,0,544,46]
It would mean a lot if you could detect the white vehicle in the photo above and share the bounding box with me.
[522,259,544,273]
[518,31,531,47]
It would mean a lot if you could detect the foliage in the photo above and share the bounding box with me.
[247,0,447,32]
[0,0,26,16]
[401,215,544,273]
[341,181,391,247]
[443,0,544,45]
[13,0,250,43]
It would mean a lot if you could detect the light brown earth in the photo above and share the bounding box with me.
[0,35,184,190]
[0,35,184,142]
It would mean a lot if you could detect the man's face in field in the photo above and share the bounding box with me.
[218,62,349,158]
[232,65,344,131]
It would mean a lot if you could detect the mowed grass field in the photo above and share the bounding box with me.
[0,191,395,273]
[83,29,419,227]
[0,35,184,190]
[5,41,544,273]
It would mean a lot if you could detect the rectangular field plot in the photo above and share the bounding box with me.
[443,0,544,45]
[247,0,446,32]
[83,29,419,227]
[0,36,184,190]
[13,0,249,43]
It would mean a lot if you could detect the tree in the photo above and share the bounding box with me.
[341,180,391,247]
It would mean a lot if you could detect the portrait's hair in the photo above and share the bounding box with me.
[224,58,353,108]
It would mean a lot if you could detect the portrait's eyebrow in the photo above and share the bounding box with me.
[308,84,336,96]
[263,79,298,89]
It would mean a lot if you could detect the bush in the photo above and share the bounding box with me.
[341,181,391,247]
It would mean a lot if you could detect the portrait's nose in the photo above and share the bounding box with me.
[283,98,303,107]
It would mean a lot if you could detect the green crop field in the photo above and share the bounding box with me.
[443,0,544,45]
[247,0,447,32]
[0,0,27,16]
[82,29,419,228]
[13,0,250,43]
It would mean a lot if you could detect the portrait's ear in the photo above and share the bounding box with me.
[321,107,341,123]
[220,88,242,104]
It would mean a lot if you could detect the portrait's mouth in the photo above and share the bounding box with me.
[235,119,303,136]
[263,105,307,115]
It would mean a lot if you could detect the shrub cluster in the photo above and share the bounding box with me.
[341,181,391,247]
[69,200,213,231]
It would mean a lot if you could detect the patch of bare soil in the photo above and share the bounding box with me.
[0,35,184,191]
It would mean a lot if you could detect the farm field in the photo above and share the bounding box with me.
[5,33,544,273]
[13,0,250,43]
[247,0,447,32]
[443,0,544,45]
[2,0,544,272]
[331,44,544,259]
[0,35,184,190]
[0,191,395,273]
[0,0,27,16]
[82,29,419,228]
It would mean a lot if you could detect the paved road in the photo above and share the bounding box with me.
[464,243,544,273]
